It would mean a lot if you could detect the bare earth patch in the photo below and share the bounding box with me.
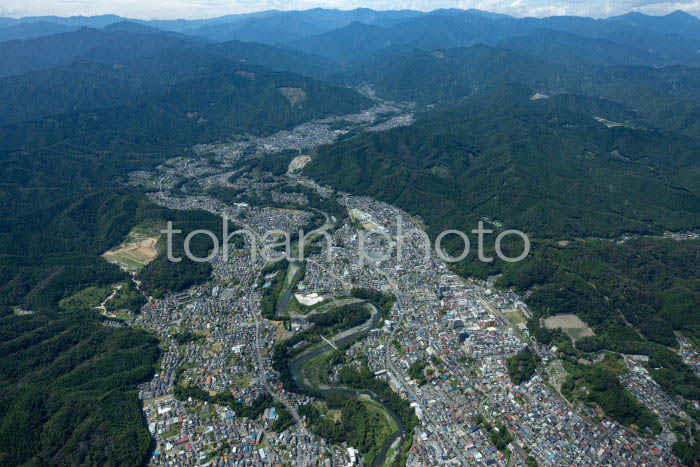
[288,155,311,173]
[594,116,626,128]
[278,87,307,107]
[544,314,595,342]
[103,235,159,272]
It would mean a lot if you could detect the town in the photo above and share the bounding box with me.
[118,104,688,467]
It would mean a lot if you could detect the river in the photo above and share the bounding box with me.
[286,301,407,466]
[277,208,408,466]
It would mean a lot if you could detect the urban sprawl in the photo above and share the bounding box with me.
[110,97,694,467]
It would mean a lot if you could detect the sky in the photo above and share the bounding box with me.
[1,0,699,20]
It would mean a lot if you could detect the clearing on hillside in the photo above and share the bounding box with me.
[103,225,160,272]
[543,314,595,342]
[288,154,311,173]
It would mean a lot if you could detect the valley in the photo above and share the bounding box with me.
[2,6,700,467]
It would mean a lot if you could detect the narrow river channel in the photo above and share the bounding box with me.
[277,208,409,466]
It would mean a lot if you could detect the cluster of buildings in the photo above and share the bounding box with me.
[118,98,693,466]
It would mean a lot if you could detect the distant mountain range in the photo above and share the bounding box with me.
[2,8,700,466]
[0,9,698,68]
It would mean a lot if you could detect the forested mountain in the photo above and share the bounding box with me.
[334,45,567,103]
[3,8,699,75]
[0,25,197,77]
[0,21,78,42]
[208,40,341,78]
[0,308,160,466]
[0,49,216,126]
[5,14,126,29]
[608,10,700,39]
[161,8,424,42]
[305,84,700,239]
[0,46,347,125]
[335,42,700,141]
[0,7,699,466]
[498,29,671,68]
[2,9,699,69]
[0,36,368,315]
[0,53,368,308]
[288,14,505,64]
[0,64,368,154]
[285,9,700,67]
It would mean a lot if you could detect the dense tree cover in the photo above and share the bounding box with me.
[489,422,514,451]
[507,349,539,385]
[0,57,369,153]
[136,212,226,298]
[137,257,210,299]
[1,189,152,311]
[0,48,225,126]
[0,309,159,466]
[292,9,700,69]
[306,84,700,243]
[0,26,342,108]
[350,288,396,315]
[337,40,700,140]
[0,25,197,79]
[673,422,700,467]
[259,259,290,320]
[0,19,346,79]
[245,150,298,177]
[173,330,205,345]
[408,359,428,385]
[0,168,229,311]
[338,365,419,433]
[498,238,700,402]
[105,281,146,314]
[473,415,514,451]
[208,40,342,79]
[307,302,370,334]
[338,45,566,105]
[303,396,393,465]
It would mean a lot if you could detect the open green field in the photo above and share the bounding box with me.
[505,310,526,325]
[59,286,113,312]
[362,397,400,434]
[544,314,595,342]
[234,376,253,388]
[102,223,161,272]
[300,348,335,387]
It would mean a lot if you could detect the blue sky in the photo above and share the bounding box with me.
[1,0,699,20]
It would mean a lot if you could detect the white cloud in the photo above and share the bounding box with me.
[1,0,698,20]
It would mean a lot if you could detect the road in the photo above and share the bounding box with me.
[246,208,336,466]
[381,275,470,465]
[250,283,309,466]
